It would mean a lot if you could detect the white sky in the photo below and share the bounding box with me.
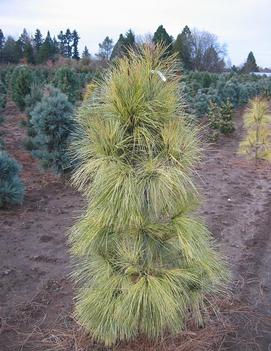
[1,0,270,67]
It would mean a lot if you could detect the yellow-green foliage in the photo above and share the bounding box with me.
[70,45,228,346]
[83,82,96,102]
[239,97,271,160]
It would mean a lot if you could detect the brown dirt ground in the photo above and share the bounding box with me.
[0,102,270,351]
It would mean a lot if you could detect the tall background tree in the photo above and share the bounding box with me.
[64,29,73,58]
[152,25,173,56]
[96,36,113,61]
[173,25,193,70]
[242,51,259,73]
[0,29,5,63]
[36,31,57,63]
[33,29,43,59]
[189,29,226,72]
[18,29,35,64]
[57,30,65,56]
[81,46,91,64]
[1,36,22,63]
[72,30,80,60]
[110,30,135,59]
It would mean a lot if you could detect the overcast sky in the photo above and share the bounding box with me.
[1,0,270,67]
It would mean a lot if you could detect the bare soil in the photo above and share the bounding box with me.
[0,102,270,350]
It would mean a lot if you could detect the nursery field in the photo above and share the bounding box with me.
[0,100,271,350]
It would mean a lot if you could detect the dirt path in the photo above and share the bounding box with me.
[0,104,271,350]
[199,113,271,349]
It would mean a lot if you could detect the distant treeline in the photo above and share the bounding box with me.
[0,25,265,73]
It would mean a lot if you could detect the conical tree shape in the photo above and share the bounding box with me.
[70,45,228,346]
[239,97,271,161]
[220,99,235,135]
[208,100,221,130]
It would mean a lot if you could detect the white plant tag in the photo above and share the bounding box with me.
[151,69,167,82]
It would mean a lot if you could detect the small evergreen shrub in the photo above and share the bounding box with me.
[0,94,7,110]
[30,86,74,174]
[24,83,44,116]
[220,99,235,134]
[11,65,33,111]
[193,91,209,116]
[208,100,221,130]
[53,66,80,103]
[207,100,221,141]
[23,84,44,150]
[239,97,271,161]
[0,151,25,207]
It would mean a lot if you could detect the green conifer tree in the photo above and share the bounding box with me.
[1,36,22,63]
[30,86,74,174]
[33,29,43,51]
[0,29,5,50]
[0,151,25,207]
[72,30,80,60]
[57,30,66,56]
[207,100,221,141]
[239,97,271,160]
[110,30,135,60]
[0,29,5,63]
[153,25,173,56]
[37,31,55,63]
[53,66,80,103]
[11,65,33,110]
[242,51,259,73]
[220,99,234,134]
[65,29,73,58]
[173,25,192,70]
[96,36,114,61]
[70,45,228,346]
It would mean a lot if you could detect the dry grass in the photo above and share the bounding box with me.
[3,282,271,351]
[15,296,233,351]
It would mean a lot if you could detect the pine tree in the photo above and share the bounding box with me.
[82,46,90,59]
[24,42,35,64]
[110,34,125,59]
[207,100,221,141]
[110,30,135,60]
[30,86,74,174]
[11,65,33,110]
[1,36,22,63]
[153,25,173,56]
[0,29,5,50]
[72,30,80,60]
[96,36,113,61]
[70,45,228,346]
[65,29,73,58]
[58,30,66,56]
[18,29,35,64]
[0,29,5,63]
[220,99,234,134]
[173,25,192,70]
[53,66,80,103]
[0,151,25,207]
[242,51,259,74]
[239,97,271,161]
[33,29,43,51]
[37,31,55,63]
[81,46,91,64]
[19,28,30,49]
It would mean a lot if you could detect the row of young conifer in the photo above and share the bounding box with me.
[0,58,271,208]
[0,46,270,348]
